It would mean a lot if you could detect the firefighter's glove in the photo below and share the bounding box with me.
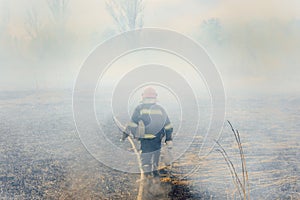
[166,141,173,149]
[120,132,128,142]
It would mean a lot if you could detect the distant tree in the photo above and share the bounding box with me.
[0,1,9,36]
[45,0,75,58]
[0,1,10,58]
[24,6,51,61]
[105,0,144,32]
[199,18,224,46]
[46,0,70,30]
[25,7,42,40]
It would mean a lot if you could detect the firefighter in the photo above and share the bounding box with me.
[122,87,173,177]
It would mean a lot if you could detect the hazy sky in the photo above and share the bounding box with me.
[0,0,299,95]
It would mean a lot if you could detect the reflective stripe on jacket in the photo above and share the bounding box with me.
[129,100,173,152]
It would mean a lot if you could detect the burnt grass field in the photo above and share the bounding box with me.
[0,90,299,199]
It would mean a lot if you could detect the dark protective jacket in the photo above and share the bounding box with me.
[128,101,173,153]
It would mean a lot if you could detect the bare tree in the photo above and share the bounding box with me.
[199,18,224,46]
[46,0,76,59]
[25,8,42,40]
[0,0,10,36]
[106,0,144,32]
[46,0,70,31]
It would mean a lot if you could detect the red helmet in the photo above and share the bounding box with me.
[142,87,157,99]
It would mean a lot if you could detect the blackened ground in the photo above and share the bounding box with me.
[1,91,299,199]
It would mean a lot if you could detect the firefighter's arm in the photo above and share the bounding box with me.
[164,123,173,141]
[164,116,173,148]
[125,106,140,139]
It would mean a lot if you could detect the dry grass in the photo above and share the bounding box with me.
[215,121,250,200]
[1,91,299,199]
